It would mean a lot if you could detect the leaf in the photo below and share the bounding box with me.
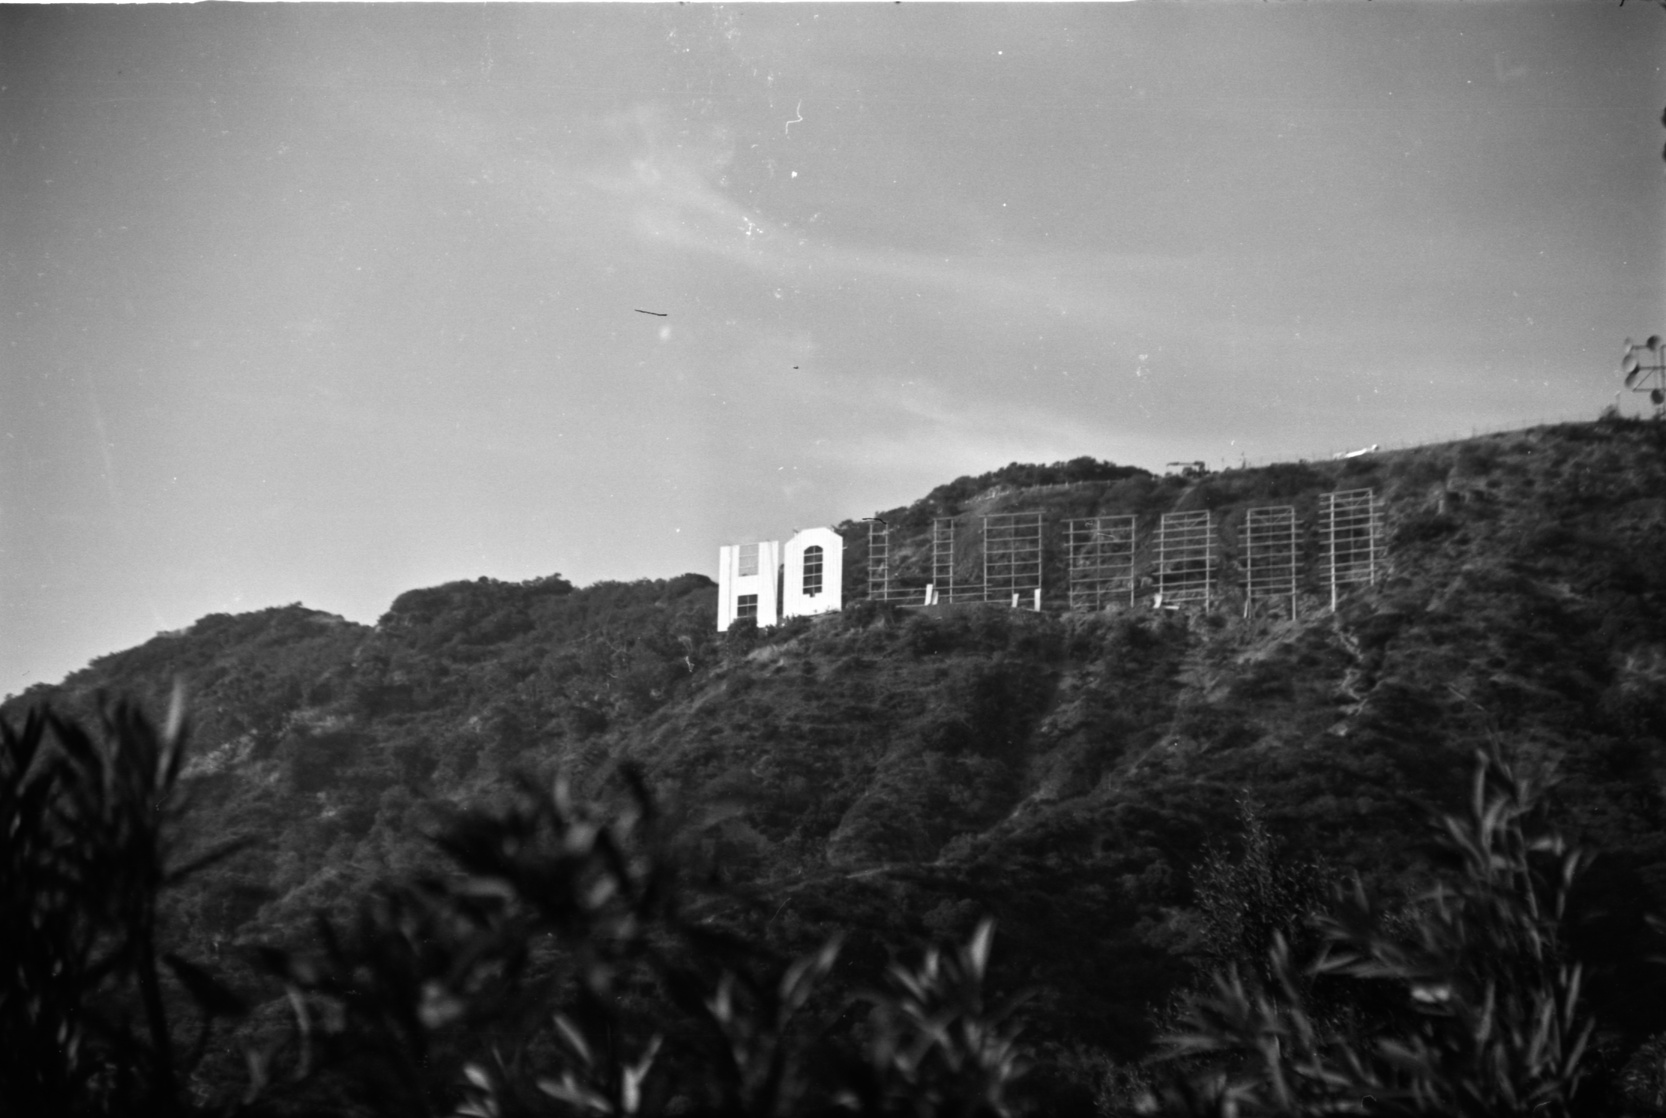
[160,678,190,789]
[1376,1038,1428,1071]
[243,1045,271,1103]
[622,1035,662,1115]
[47,710,101,777]
[780,934,842,1017]
[552,1012,593,1065]
[1,707,47,785]
[538,1074,610,1113]
[966,918,995,980]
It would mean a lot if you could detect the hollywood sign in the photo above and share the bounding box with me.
[718,489,1381,629]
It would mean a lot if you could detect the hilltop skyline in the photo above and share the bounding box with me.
[4,3,1664,694]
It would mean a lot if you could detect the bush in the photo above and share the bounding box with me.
[841,598,901,630]
[1154,748,1598,1117]
[725,616,761,655]
[3,696,1028,1118]
[1393,511,1459,547]
[1190,797,1332,990]
[1,692,253,1116]
[922,459,1151,511]
[250,767,1031,1117]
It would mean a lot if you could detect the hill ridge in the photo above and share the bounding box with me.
[6,415,1666,1076]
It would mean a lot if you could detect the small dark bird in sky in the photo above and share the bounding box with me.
[634,309,667,317]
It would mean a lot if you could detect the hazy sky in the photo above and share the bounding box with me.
[3,2,1663,694]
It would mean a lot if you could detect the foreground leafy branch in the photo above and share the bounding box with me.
[19,691,1633,1118]
[0,691,252,1117]
[3,695,1029,1117]
[1154,748,1596,1117]
[247,763,1028,1117]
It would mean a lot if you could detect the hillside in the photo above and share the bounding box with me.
[8,416,1666,1109]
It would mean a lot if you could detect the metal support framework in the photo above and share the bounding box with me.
[983,512,1044,607]
[867,520,892,601]
[1242,505,1298,618]
[932,517,959,603]
[1621,336,1666,419]
[1156,510,1215,607]
[1064,516,1137,610]
[1321,488,1382,610]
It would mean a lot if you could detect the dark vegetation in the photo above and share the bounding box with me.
[6,419,1666,1114]
[918,458,1155,512]
[3,697,1026,1117]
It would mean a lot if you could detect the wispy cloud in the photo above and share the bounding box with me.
[585,102,1200,340]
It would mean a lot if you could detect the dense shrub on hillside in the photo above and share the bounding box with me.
[10,423,1666,1115]
[2,697,1029,1118]
[1,692,254,1116]
[1151,749,1614,1118]
[1189,798,1334,989]
[344,575,719,731]
[382,574,576,634]
[923,458,1152,512]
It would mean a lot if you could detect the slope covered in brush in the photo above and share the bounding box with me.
[6,417,1666,1090]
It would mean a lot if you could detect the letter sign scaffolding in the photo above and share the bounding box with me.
[1156,510,1215,606]
[868,519,894,601]
[837,483,1391,621]
[1242,505,1299,618]
[983,512,1044,607]
[1320,488,1381,610]
[1065,515,1137,609]
[932,517,962,603]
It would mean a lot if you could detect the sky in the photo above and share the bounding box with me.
[3,2,1664,695]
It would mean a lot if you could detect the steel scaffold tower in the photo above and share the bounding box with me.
[867,520,892,602]
[932,517,959,603]
[983,512,1044,607]
[1156,510,1215,607]
[1320,488,1381,610]
[1064,515,1136,609]
[1242,505,1298,618]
